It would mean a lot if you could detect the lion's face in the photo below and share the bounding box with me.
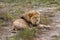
[31,15,40,25]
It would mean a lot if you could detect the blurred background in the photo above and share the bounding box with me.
[0,0,60,40]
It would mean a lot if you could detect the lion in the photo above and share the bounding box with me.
[21,10,40,26]
[12,19,29,30]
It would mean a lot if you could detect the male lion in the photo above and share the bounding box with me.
[21,10,40,26]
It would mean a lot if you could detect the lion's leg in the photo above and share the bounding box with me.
[9,25,17,33]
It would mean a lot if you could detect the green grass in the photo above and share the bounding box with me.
[0,13,19,26]
[0,19,6,26]
[0,0,60,5]
[6,28,39,40]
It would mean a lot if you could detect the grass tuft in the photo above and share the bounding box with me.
[6,28,39,40]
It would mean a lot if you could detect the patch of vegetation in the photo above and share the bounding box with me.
[0,0,60,5]
[6,28,39,40]
[6,13,18,21]
[0,13,16,21]
[0,19,6,26]
[12,8,25,14]
[0,13,19,26]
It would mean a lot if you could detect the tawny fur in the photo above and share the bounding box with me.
[31,15,40,25]
[22,10,40,25]
[12,19,29,30]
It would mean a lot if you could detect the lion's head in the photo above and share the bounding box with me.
[31,14,40,26]
[21,10,40,26]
